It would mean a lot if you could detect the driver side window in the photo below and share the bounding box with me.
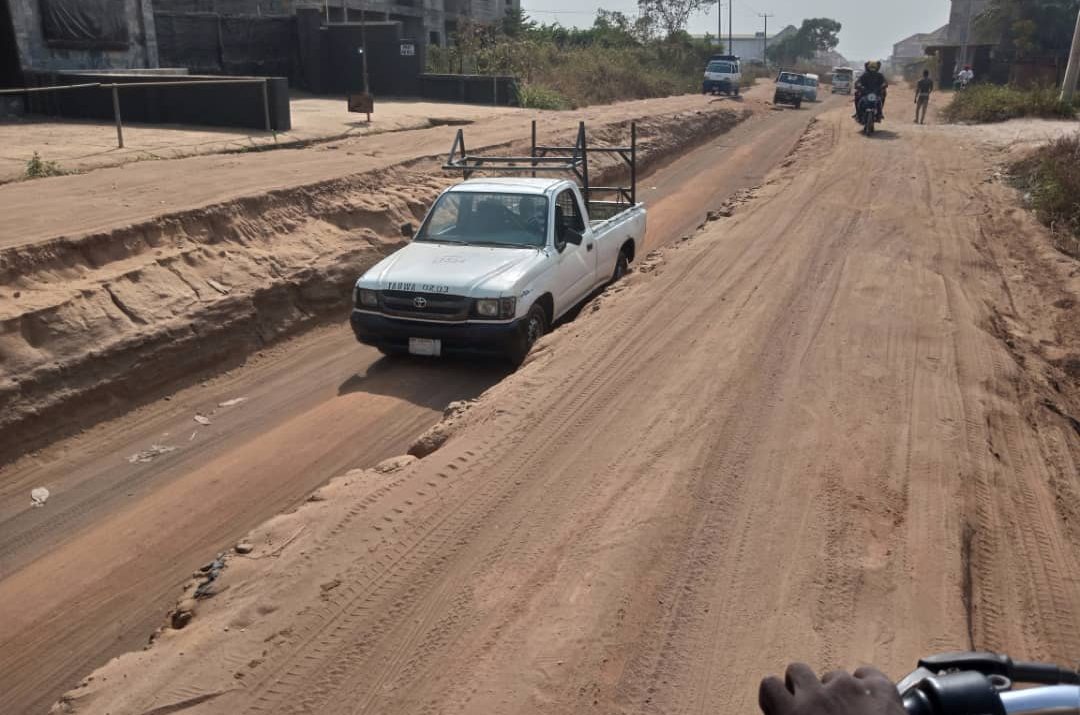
[555,189,585,233]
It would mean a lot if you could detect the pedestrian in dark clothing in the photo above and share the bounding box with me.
[915,70,933,124]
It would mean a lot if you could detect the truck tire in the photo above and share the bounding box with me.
[795,99,802,109]
[508,303,547,367]
[773,92,781,104]
[610,250,630,284]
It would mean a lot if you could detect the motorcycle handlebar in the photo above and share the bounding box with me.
[999,685,1080,714]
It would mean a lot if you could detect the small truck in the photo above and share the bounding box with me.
[832,66,854,95]
[773,70,806,108]
[350,122,646,365]
[702,57,742,97]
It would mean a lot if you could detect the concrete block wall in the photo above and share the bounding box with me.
[8,0,159,71]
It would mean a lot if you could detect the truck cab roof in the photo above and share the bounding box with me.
[447,178,570,196]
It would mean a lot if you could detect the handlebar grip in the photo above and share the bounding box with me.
[902,672,1006,715]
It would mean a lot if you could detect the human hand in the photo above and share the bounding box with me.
[759,663,906,715]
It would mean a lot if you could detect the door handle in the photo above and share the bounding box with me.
[586,243,594,252]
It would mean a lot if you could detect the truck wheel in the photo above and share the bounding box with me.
[795,99,802,109]
[611,250,630,284]
[773,93,781,104]
[508,303,547,367]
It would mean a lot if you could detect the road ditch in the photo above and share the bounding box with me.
[0,106,747,465]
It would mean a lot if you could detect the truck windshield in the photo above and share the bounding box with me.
[417,192,549,248]
[707,61,735,73]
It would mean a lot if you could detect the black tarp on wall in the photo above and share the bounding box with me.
[41,0,130,48]
[155,12,297,82]
[24,70,291,130]
[1,0,22,87]
[318,23,422,96]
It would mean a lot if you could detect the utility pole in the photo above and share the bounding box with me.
[717,2,723,49]
[1062,4,1080,103]
[760,13,774,65]
[729,0,733,56]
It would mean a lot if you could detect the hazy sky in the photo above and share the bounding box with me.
[521,0,952,62]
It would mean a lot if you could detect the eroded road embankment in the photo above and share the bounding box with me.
[50,108,1080,714]
[0,91,829,715]
[0,98,751,467]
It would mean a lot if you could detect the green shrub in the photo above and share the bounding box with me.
[24,152,66,180]
[428,20,722,108]
[516,84,573,110]
[1010,134,1080,258]
[942,84,1076,123]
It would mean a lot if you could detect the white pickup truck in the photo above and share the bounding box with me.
[350,177,645,364]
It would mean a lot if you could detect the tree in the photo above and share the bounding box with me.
[978,0,1080,59]
[498,7,536,38]
[637,0,713,38]
[766,17,842,64]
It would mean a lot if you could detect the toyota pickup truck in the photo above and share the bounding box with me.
[350,177,645,364]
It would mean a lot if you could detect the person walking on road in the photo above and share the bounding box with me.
[915,69,934,124]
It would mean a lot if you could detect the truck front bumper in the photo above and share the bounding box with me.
[703,80,737,93]
[350,310,527,358]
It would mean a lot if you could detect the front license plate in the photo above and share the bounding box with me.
[408,338,441,357]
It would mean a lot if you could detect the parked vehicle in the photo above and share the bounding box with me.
[831,67,854,94]
[802,73,820,102]
[773,71,805,108]
[857,92,883,134]
[350,122,646,366]
[703,58,741,96]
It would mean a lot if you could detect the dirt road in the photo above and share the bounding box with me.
[52,103,1080,714]
[0,94,828,715]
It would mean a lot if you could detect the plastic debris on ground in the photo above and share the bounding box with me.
[31,487,50,508]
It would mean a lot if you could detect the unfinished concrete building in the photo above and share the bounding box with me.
[154,0,520,47]
[0,0,159,83]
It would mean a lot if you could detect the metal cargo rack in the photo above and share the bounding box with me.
[443,120,638,210]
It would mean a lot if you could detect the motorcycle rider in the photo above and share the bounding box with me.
[955,64,974,89]
[760,663,906,715]
[854,60,888,120]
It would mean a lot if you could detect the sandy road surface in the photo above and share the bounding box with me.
[0,94,828,715]
[56,105,1080,714]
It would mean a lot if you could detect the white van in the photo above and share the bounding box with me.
[802,73,820,102]
[702,58,742,97]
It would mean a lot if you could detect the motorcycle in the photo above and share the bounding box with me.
[897,651,1080,715]
[857,92,883,135]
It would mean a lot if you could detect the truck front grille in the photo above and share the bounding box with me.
[379,291,470,322]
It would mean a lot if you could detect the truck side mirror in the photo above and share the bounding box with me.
[554,214,581,249]
[401,223,416,238]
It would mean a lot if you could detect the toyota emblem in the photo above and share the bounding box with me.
[413,296,428,309]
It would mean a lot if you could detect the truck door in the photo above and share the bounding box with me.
[551,188,596,315]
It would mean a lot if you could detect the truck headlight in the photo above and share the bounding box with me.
[476,299,500,317]
[473,297,516,319]
[356,288,379,308]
